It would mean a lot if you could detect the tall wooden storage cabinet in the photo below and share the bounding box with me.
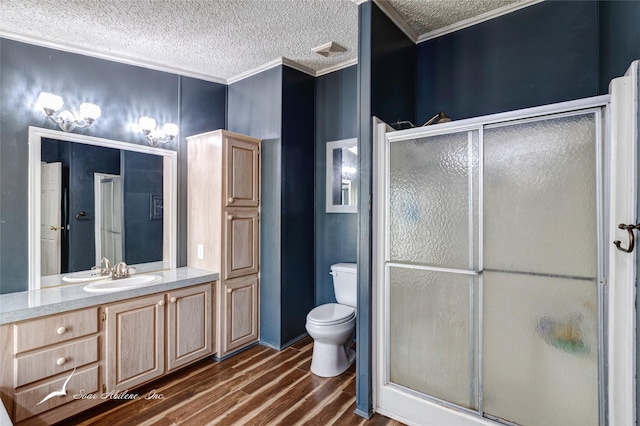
[187,130,261,358]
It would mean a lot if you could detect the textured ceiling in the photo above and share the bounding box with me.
[0,0,523,83]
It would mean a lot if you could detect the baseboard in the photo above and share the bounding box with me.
[212,341,260,361]
[354,407,373,419]
[280,332,309,350]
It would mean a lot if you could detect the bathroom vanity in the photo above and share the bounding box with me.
[0,267,217,425]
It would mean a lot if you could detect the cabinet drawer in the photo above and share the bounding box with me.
[14,307,99,353]
[15,336,99,387]
[14,365,100,423]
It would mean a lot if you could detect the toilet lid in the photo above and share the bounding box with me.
[307,303,355,326]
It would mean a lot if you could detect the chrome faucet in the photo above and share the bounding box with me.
[91,257,112,277]
[111,261,131,279]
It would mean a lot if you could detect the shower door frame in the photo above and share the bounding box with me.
[372,93,634,426]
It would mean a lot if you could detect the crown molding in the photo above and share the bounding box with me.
[227,56,358,83]
[0,29,227,85]
[281,57,317,76]
[416,0,545,43]
[315,58,358,77]
[373,0,418,43]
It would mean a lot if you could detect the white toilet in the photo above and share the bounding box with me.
[306,263,357,377]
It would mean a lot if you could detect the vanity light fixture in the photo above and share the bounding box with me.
[38,92,102,132]
[138,116,179,147]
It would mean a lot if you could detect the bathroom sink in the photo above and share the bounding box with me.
[83,274,162,293]
[62,270,109,283]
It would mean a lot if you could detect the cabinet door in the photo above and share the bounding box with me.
[225,208,259,279]
[105,294,165,392]
[222,275,259,355]
[225,137,259,207]
[167,284,213,370]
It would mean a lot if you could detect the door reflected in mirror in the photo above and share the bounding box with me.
[326,138,357,213]
[41,138,164,276]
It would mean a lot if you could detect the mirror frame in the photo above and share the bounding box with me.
[326,138,358,213]
[28,126,178,290]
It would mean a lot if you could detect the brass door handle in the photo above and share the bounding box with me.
[50,225,63,231]
[613,223,640,253]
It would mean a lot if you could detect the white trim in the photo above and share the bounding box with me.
[0,29,227,85]
[227,56,357,84]
[386,95,611,142]
[416,0,544,43]
[373,0,419,43]
[2,27,359,85]
[315,58,358,77]
[608,61,638,426]
[227,58,284,84]
[28,126,178,290]
[326,138,358,214]
[281,57,316,76]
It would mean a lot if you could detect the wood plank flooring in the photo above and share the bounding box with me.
[57,337,403,426]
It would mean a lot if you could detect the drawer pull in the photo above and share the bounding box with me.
[56,357,66,366]
[158,300,165,306]
[56,326,67,335]
[170,297,177,303]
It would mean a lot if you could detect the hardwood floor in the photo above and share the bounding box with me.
[57,337,403,426]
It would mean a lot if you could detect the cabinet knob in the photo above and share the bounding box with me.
[158,300,165,306]
[228,215,234,220]
[227,288,232,294]
[170,297,177,303]
[228,197,234,203]
[56,326,67,335]
[56,357,66,366]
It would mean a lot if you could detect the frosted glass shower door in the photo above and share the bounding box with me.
[379,109,604,426]
[482,113,600,426]
[386,130,480,410]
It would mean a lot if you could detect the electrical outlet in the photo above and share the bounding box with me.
[197,244,204,260]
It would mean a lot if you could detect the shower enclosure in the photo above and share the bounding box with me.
[373,63,637,426]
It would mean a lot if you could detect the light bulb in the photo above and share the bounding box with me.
[79,103,101,121]
[38,92,64,114]
[138,116,157,132]
[163,123,179,137]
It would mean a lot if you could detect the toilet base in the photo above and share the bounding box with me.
[310,340,356,377]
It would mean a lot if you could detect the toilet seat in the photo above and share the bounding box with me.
[306,303,355,326]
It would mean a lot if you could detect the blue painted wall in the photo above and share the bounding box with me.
[315,66,358,306]
[228,66,284,348]
[281,66,316,345]
[416,1,598,121]
[68,144,121,272]
[122,151,163,265]
[228,65,316,349]
[355,1,417,417]
[598,0,640,94]
[0,38,227,294]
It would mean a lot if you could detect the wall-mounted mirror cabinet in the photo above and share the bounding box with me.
[326,138,358,213]
[29,126,177,290]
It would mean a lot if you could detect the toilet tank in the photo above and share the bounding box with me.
[331,263,357,308]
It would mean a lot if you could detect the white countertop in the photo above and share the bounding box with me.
[0,267,218,324]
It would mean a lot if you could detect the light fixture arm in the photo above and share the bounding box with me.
[138,117,179,147]
[38,92,101,133]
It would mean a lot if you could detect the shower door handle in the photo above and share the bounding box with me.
[613,223,640,253]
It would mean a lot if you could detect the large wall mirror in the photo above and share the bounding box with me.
[29,126,177,290]
[326,138,358,213]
